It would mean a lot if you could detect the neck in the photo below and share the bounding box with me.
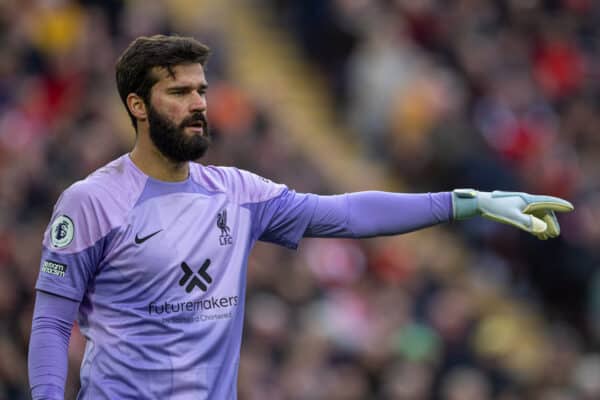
[130,130,189,182]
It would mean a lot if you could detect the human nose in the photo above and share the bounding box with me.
[189,91,206,113]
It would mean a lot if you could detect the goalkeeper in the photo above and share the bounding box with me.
[28,34,574,400]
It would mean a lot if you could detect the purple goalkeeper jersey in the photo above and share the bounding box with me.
[36,154,318,399]
[33,154,453,399]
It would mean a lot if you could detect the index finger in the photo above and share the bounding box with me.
[523,195,574,213]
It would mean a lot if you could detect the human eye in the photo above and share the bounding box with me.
[168,87,190,96]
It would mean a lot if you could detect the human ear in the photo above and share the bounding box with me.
[127,93,147,122]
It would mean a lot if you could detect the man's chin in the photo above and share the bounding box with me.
[181,139,211,162]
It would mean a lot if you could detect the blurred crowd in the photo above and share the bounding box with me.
[0,0,599,399]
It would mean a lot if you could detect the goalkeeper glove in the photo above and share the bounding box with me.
[452,189,574,240]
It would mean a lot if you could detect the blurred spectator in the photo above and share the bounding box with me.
[266,0,600,398]
[439,366,492,400]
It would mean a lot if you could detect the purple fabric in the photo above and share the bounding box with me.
[31,157,301,399]
[28,190,450,400]
[305,191,452,237]
[28,290,79,400]
[246,190,319,249]
[31,153,454,398]
[134,174,217,207]
[37,229,117,302]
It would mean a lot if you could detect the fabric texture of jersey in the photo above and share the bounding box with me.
[35,154,318,399]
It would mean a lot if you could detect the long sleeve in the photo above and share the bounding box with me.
[28,290,80,400]
[305,191,453,238]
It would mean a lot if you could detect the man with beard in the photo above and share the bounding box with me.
[28,35,574,399]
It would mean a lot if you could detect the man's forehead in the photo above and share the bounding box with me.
[153,63,206,85]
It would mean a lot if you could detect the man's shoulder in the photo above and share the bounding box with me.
[46,156,143,251]
[59,155,146,212]
[191,163,286,204]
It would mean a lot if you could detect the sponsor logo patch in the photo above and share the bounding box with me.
[134,229,162,244]
[179,260,212,293]
[217,210,233,246]
[42,260,68,277]
[50,215,74,248]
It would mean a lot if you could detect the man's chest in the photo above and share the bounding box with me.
[96,193,253,301]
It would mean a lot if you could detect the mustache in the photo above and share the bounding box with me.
[180,113,207,128]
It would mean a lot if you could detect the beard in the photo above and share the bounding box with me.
[147,105,211,163]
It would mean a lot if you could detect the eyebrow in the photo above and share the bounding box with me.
[166,83,208,91]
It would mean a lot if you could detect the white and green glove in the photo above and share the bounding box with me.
[452,189,574,240]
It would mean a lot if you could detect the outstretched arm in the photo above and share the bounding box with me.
[304,190,573,239]
[305,191,452,238]
[28,290,79,400]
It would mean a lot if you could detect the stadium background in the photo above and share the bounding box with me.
[1,0,599,399]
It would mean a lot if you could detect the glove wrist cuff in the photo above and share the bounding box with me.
[452,189,479,220]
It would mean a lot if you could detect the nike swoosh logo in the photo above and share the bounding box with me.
[135,229,163,244]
